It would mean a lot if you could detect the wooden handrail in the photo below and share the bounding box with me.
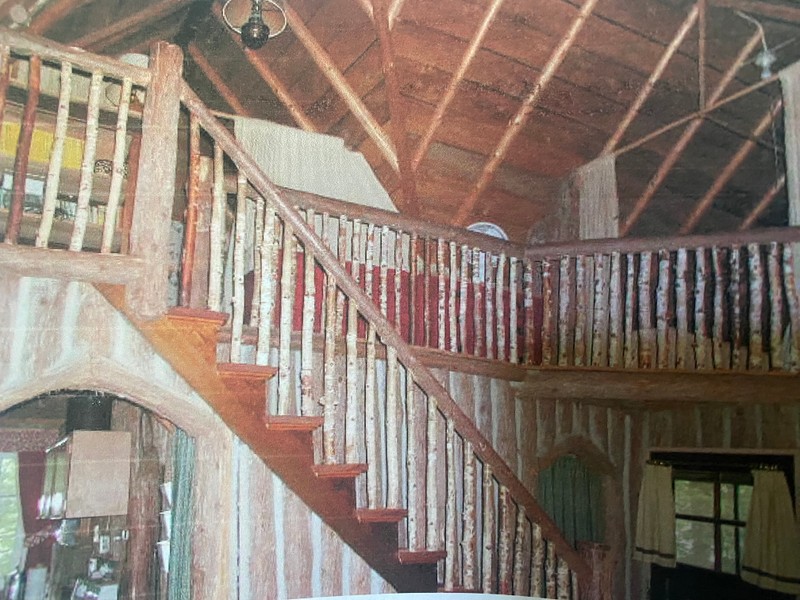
[179,80,592,582]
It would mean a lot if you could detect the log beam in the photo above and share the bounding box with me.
[455,0,600,225]
[284,3,398,171]
[187,42,250,116]
[519,366,800,406]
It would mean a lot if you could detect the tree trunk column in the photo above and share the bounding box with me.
[578,541,615,600]
[126,42,183,319]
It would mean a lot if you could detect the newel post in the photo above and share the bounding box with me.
[125,41,183,319]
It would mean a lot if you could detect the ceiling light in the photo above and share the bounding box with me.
[222,0,287,50]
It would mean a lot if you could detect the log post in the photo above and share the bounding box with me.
[126,42,183,319]
[577,542,614,600]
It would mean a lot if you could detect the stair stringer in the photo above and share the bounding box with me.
[95,284,440,593]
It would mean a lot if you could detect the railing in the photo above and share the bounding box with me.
[178,83,590,595]
[526,230,800,372]
[0,29,150,255]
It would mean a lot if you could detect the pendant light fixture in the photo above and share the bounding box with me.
[222,0,287,50]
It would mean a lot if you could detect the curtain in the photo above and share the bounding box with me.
[576,154,619,240]
[168,429,195,600]
[633,462,675,567]
[741,469,800,595]
[537,455,604,547]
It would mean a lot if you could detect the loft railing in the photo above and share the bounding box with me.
[178,82,591,595]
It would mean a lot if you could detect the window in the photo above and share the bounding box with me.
[0,452,24,583]
[652,452,794,577]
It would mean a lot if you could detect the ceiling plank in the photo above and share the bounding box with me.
[354,0,406,28]
[681,98,783,234]
[454,0,601,226]
[70,0,193,52]
[602,3,699,155]
[518,366,800,406]
[739,174,786,230]
[284,2,399,172]
[210,2,316,131]
[621,30,763,235]
[186,42,250,116]
[710,0,800,24]
[411,0,505,172]
[372,0,419,214]
[28,0,94,35]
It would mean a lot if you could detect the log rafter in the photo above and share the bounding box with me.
[371,0,419,214]
[210,2,315,131]
[602,3,700,155]
[411,0,506,172]
[621,30,763,235]
[710,0,800,23]
[739,174,786,230]
[355,0,406,29]
[284,3,399,172]
[187,42,251,117]
[454,0,601,226]
[27,0,95,35]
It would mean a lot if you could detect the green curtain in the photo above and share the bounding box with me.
[168,430,195,600]
[537,455,604,547]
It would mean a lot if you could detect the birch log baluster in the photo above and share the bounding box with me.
[591,253,609,367]
[278,224,296,413]
[256,203,278,366]
[712,247,729,369]
[424,238,432,347]
[70,69,103,251]
[558,256,573,366]
[386,346,401,504]
[497,486,512,594]
[230,172,248,362]
[395,229,404,334]
[460,245,470,353]
[496,253,507,361]
[438,237,446,350]
[406,372,421,549]
[337,216,348,330]
[473,247,484,356]
[485,252,496,359]
[509,256,519,364]
[462,441,477,591]
[542,258,556,365]
[444,418,457,589]
[6,55,40,246]
[545,541,557,598]
[748,243,766,370]
[574,255,589,366]
[365,224,379,506]
[409,233,418,345]
[730,247,747,369]
[426,395,439,550]
[250,197,264,325]
[531,522,544,597]
[512,506,527,595]
[208,142,225,312]
[301,208,316,416]
[767,243,784,369]
[482,464,495,593]
[675,248,691,369]
[523,259,536,364]
[37,61,71,248]
[0,45,10,128]
[782,245,800,371]
[638,252,655,368]
[624,254,639,369]
[608,252,624,368]
[449,242,458,352]
[557,557,571,600]
[694,248,711,369]
[656,250,672,369]
[380,225,390,319]
[345,219,361,463]
[101,76,132,253]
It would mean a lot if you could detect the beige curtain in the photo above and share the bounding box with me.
[742,469,800,595]
[576,154,619,240]
[633,462,676,567]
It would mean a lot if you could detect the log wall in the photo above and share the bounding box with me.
[0,269,392,599]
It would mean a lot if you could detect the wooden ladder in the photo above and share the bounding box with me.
[95,284,443,592]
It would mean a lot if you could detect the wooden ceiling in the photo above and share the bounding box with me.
[9,0,800,242]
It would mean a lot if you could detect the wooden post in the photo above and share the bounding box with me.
[126,42,184,318]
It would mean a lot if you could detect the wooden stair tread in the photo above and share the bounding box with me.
[397,549,447,564]
[355,508,408,523]
[217,362,278,379]
[313,463,368,478]
[264,415,324,431]
[167,306,228,325]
